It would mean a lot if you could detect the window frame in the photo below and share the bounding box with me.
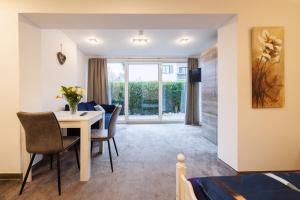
[107,58,187,123]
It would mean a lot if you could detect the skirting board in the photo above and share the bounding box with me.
[217,158,237,175]
[0,173,22,180]
[0,156,44,180]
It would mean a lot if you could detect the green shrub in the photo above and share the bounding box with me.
[109,82,125,114]
[162,81,186,113]
[109,81,186,115]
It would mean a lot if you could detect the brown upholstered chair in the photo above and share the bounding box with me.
[91,105,122,172]
[17,112,80,196]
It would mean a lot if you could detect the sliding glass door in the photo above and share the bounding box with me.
[128,64,159,120]
[107,63,125,120]
[162,63,187,121]
[108,60,187,122]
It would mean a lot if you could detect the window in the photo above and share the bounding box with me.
[107,60,187,122]
[162,63,187,120]
[162,65,173,74]
[177,64,188,81]
[178,66,187,74]
[128,64,159,120]
[107,63,125,117]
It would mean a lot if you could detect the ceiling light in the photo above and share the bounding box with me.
[87,37,101,45]
[131,30,150,45]
[178,37,190,45]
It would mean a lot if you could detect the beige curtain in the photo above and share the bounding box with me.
[185,58,199,125]
[87,58,109,104]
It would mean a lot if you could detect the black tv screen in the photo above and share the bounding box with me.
[189,68,201,83]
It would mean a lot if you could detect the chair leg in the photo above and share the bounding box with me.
[112,137,119,156]
[98,141,102,154]
[107,140,113,173]
[56,153,61,196]
[74,144,80,169]
[50,154,53,170]
[19,154,36,195]
[91,141,94,155]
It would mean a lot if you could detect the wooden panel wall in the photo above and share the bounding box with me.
[200,47,218,144]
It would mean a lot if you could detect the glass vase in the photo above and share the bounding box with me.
[68,102,78,115]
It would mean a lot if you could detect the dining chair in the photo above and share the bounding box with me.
[91,105,122,172]
[17,112,80,196]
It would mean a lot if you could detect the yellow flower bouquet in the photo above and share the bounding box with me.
[56,86,85,114]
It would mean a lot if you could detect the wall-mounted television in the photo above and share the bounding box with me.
[189,68,201,83]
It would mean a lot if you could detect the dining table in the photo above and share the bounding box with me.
[20,110,105,182]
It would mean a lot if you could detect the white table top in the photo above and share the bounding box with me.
[54,111,105,121]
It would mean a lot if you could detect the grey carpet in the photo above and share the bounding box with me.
[0,124,234,200]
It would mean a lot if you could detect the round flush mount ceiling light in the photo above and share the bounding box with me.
[177,37,191,45]
[131,30,150,45]
[87,37,102,45]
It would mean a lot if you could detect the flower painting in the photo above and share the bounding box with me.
[252,27,284,108]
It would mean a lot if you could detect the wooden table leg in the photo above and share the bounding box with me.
[80,121,91,181]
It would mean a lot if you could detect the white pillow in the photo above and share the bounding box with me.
[94,105,104,111]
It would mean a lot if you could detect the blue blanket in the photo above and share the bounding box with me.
[192,172,300,200]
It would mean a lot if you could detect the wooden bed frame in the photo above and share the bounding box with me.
[176,153,198,200]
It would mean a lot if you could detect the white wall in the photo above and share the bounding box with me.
[19,18,88,114]
[41,29,87,111]
[0,11,21,173]
[19,16,42,112]
[1,0,300,173]
[217,17,238,170]
[15,19,88,170]
[77,49,88,102]
[237,3,300,171]
[19,16,44,165]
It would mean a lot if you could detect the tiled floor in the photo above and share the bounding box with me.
[0,124,234,200]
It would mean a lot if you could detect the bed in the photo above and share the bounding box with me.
[176,154,300,200]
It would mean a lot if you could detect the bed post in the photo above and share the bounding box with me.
[176,153,186,200]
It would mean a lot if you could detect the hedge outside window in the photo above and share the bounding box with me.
[109,81,186,115]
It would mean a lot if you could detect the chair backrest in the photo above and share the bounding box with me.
[107,105,122,139]
[17,112,63,154]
